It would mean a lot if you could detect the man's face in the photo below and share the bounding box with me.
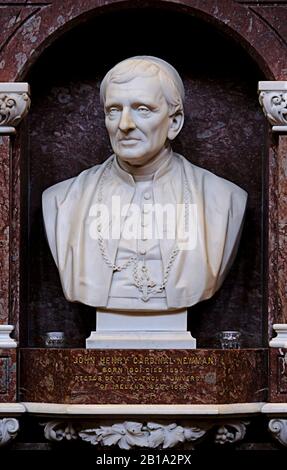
[104,76,171,165]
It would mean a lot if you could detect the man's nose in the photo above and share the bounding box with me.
[119,107,136,132]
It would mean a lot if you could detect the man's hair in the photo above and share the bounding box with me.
[100,56,185,115]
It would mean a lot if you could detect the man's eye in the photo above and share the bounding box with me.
[107,107,120,116]
[137,106,151,114]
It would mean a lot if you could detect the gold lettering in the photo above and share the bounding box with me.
[99,356,129,366]
[102,367,123,374]
[73,355,96,365]
[133,356,174,366]
[175,356,216,366]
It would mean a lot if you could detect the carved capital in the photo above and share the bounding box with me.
[0,83,30,135]
[258,81,287,132]
[269,419,287,446]
[0,418,19,447]
[0,324,17,348]
[269,323,287,348]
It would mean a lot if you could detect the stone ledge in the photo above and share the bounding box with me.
[21,402,265,416]
[262,404,287,414]
[0,403,26,415]
[8,402,287,417]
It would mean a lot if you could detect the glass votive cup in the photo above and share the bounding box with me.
[44,331,65,348]
[219,331,241,349]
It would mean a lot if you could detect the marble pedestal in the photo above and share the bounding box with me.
[86,308,196,349]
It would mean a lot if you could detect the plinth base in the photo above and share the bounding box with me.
[86,330,196,349]
[86,308,196,349]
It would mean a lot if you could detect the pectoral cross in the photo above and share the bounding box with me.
[138,265,156,302]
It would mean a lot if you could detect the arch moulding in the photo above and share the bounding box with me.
[0,0,286,82]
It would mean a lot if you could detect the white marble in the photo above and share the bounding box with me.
[0,325,17,348]
[86,330,196,349]
[262,403,287,414]
[42,420,210,448]
[87,308,196,348]
[0,418,19,447]
[96,308,188,331]
[0,84,31,134]
[22,402,266,416]
[43,421,77,442]
[42,418,251,448]
[217,403,265,414]
[78,421,209,449]
[0,126,16,135]
[43,153,247,310]
[258,81,287,131]
[269,324,287,348]
[0,83,30,93]
[271,126,287,132]
[214,421,249,445]
[258,81,287,91]
[0,403,26,414]
[269,419,287,447]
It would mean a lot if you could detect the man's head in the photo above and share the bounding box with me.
[100,56,185,166]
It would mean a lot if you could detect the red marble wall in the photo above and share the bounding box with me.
[276,137,287,324]
[267,137,279,339]
[269,348,287,402]
[266,135,287,338]
[0,350,16,402]
[0,137,10,325]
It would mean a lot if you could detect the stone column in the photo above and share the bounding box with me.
[258,82,287,347]
[0,83,30,347]
[0,84,30,438]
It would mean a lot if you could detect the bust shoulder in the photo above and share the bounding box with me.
[42,176,75,208]
[41,163,102,266]
[176,153,248,206]
[42,163,102,208]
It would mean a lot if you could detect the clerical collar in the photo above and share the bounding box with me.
[112,148,174,185]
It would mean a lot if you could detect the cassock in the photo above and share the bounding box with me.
[42,152,247,309]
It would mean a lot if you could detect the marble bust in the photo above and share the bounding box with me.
[42,56,247,348]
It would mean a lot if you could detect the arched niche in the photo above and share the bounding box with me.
[16,5,267,349]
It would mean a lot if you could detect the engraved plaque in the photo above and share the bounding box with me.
[20,349,267,404]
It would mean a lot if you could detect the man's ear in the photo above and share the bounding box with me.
[167,112,184,141]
